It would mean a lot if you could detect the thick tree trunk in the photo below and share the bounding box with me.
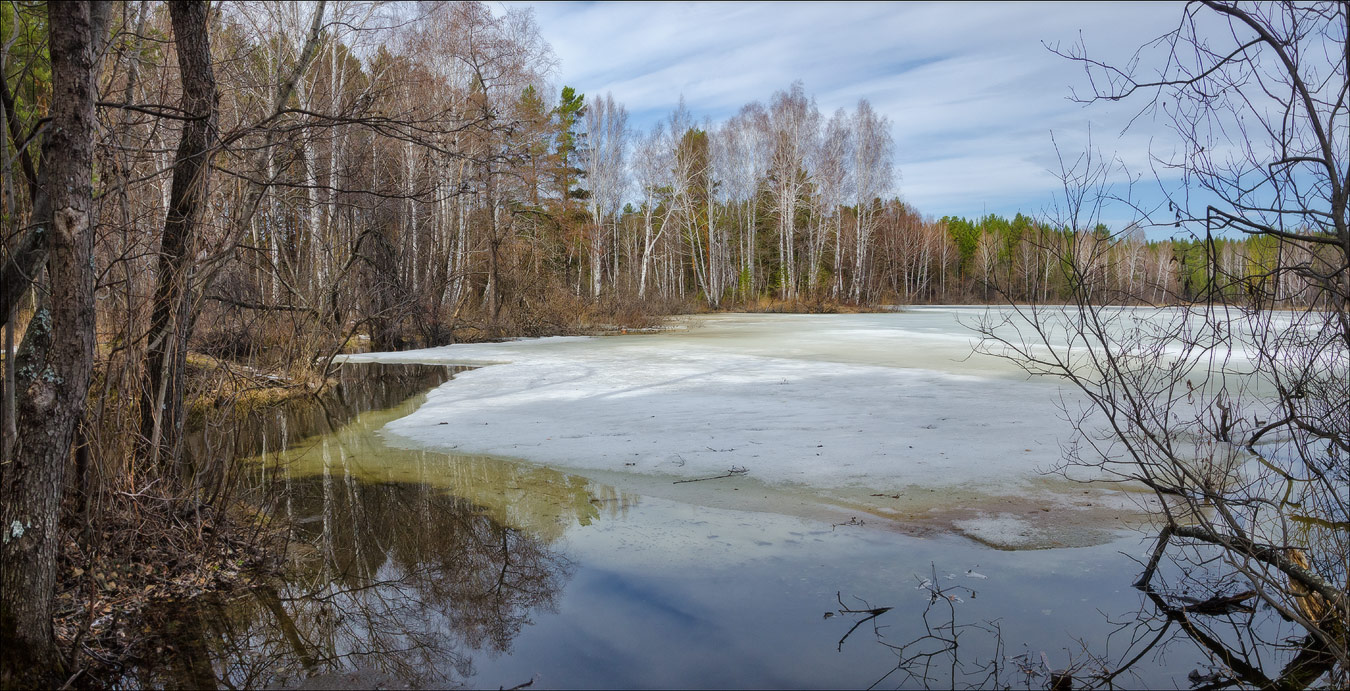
[0,1,101,684]
[140,1,218,479]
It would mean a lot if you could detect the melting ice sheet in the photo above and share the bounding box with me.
[342,310,1151,546]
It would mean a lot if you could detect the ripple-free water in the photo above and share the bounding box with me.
[127,360,1304,689]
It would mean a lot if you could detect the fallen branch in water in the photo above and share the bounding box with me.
[672,466,748,484]
[835,591,893,652]
[1175,590,1258,616]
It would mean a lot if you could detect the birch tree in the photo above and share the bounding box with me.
[582,92,628,297]
[765,82,817,300]
[813,108,850,296]
[719,103,769,298]
[634,122,678,299]
[849,98,893,301]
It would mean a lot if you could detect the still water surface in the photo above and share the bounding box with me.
[131,362,1292,689]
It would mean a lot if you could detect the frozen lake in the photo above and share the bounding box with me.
[345,309,1158,548]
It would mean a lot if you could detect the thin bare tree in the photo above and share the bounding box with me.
[979,2,1348,682]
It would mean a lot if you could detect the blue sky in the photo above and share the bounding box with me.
[510,2,1204,234]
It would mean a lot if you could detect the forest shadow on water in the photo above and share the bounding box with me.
[122,363,632,689]
[117,363,1336,690]
[127,477,580,689]
[183,362,459,471]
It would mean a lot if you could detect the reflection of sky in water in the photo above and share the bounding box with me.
[148,357,1316,690]
[255,407,1227,689]
[470,492,1169,689]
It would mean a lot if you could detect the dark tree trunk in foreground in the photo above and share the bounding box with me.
[0,1,102,684]
[141,0,218,478]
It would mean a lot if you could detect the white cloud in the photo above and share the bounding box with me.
[506,1,1197,224]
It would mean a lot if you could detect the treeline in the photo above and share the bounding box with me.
[925,214,1333,305]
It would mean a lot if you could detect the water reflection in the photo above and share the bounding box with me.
[184,363,454,503]
[850,543,1341,690]
[133,364,636,689]
[129,362,1341,689]
[132,478,574,688]
[249,383,636,543]
[186,362,455,467]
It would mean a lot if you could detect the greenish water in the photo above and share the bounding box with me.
[128,363,1311,689]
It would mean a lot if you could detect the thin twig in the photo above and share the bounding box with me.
[672,466,748,484]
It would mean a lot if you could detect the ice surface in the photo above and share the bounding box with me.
[951,513,1039,548]
[342,311,1085,496]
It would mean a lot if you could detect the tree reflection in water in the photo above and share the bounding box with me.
[132,474,592,689]
[125,363,635,689]
[852,547,1344,689]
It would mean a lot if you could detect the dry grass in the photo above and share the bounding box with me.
[183,352,328,423]
[731,295,896,314]
[444,289,687,343]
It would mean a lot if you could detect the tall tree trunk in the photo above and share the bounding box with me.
[0,1,103,684]
[0,30,15,464]
[140,0,218,481]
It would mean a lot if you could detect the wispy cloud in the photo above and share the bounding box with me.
[509,1,1193,226]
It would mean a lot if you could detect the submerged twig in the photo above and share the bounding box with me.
[835,592,893,652]
[672,466,748,484]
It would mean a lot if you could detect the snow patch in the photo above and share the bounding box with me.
[343,312,1078,494]
[952,513,1039,548]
